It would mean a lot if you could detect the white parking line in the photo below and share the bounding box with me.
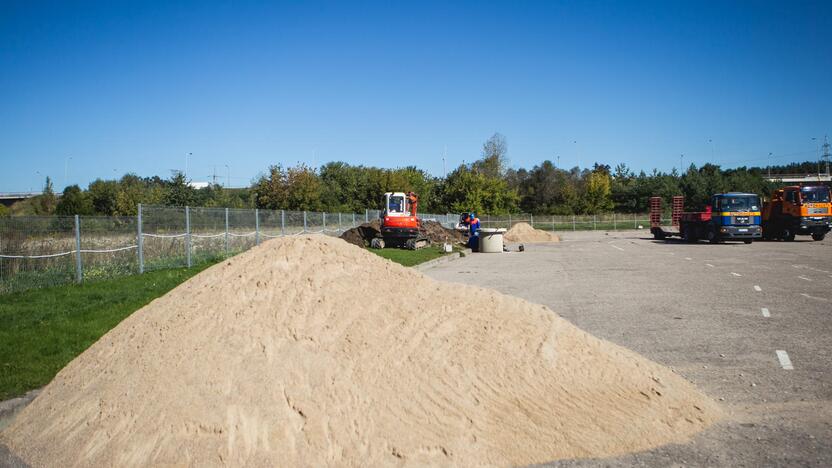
[776,350,794,370]
[731,272,742,277]
[798,275,812,282]
[801,293,828,301]
[761,308,770,317]
[705,263,715,268]
[610,245,624,251]
[684,257,692,260]
[754,285,762,292]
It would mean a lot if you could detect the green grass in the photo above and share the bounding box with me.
[0,263,214,400]
[369,245,451,267]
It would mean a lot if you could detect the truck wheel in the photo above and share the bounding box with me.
[707,229,718,244]
[743,239,753,244]
[405,238,417,250]
[370,238,385,249]
[812,232,826,241]
[782,229,795,242]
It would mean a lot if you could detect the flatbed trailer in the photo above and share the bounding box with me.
[650,193,762,244]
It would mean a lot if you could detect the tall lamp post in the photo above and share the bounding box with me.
[64,156,72,189]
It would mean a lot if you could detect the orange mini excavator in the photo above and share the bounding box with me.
[370,191,430,250]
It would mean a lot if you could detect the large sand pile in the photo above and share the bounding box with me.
[504,222,561,243]
[1,236,719,467]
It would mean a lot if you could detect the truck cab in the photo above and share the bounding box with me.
[762,185,831,241]
[707,193,763,241]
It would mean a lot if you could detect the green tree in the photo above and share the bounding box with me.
[253,165,288,210]
[441,164,518,215]
[87,179,119,215]
[0,204,8,217]
[163,172,197,207]
[285,164,322,210]
[36,177,57,215]
[472,133,509,179]
[55,185,94,215]
[582,170,614,214]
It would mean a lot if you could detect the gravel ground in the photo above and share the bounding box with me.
[426,229,832,467]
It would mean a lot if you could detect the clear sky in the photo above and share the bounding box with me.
[1,0,830,192]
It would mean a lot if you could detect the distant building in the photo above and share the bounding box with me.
[188,181,211,189]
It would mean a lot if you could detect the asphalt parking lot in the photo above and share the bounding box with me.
[426,230,832,467]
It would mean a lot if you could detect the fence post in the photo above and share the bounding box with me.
[74,215,82,283]
[530,214,534,228]
[365,209,369,223]
[634,213,637,229]
[255,209,260,245]
[552,215,555,232]
[593,214,597,230]
[613,212,617,230]
[224,208,229,256]
[303,211,308,232]
[338,212,342,232]
[323,212,327,232]
[572,215,576,231]
[352,212,356,228]
[281,210,285,236]
[185,206,192,268]
[137,203,144,274]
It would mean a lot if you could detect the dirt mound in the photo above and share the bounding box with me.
[339,219,381,247]
[504,222,561,243]
[421,220,467,244]
[340,219,466,247]
[1,235,720,467]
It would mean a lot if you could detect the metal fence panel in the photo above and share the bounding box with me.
[0,216,76,293]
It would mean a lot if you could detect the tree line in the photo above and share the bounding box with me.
[2,133,816,218]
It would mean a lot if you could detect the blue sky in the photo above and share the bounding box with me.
[1,0,830,191]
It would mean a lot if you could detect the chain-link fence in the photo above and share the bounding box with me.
[477,213,666,231]
[1,205,667,294]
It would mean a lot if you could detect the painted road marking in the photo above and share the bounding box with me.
[754,285,762,292]
[731,272,742,277]
[684,257,692,260]
[761,308,770,317]
[798,275,812,282]
[776,350,794,370]
[610,245,625,251]
[705,263,715,268]
[801,293,828,301]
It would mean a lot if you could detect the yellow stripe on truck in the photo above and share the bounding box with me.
[717,212,761,216]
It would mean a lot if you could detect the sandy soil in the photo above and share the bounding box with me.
[504,222,561,243]
[0,235,719,467]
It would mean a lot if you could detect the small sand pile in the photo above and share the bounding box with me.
[504,222,561,243]
[1,236,719,467]
[340,219,466,247]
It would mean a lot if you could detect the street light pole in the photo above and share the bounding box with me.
[225,164,230,188]
[185,152,192,179]
[64,156,72,189]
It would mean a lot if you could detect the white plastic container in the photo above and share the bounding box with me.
[478,228,506,253]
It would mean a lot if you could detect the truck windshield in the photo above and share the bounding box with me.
[801,187,831,203]
[720,196,760,212]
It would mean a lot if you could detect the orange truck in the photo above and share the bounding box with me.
[762,185,831,241]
